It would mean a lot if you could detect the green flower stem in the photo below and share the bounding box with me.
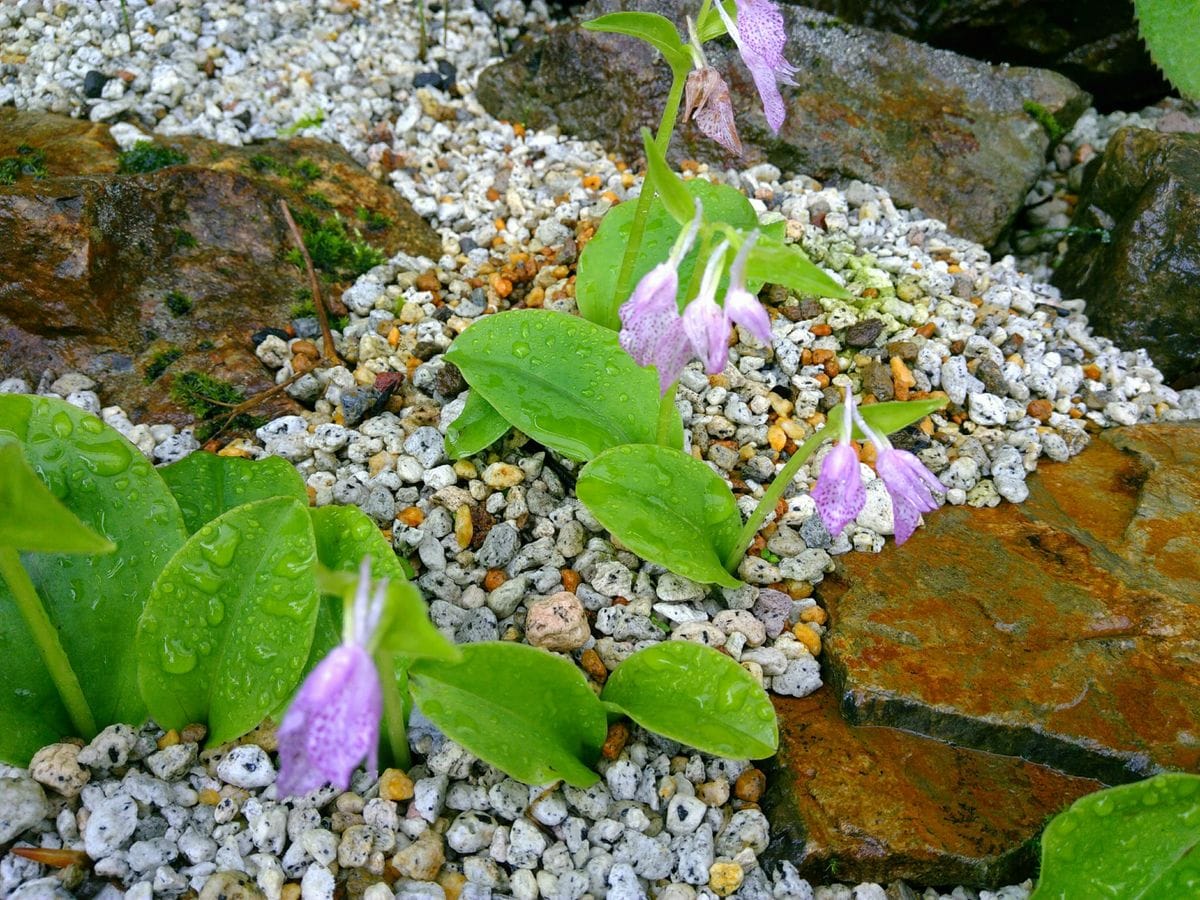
[613,66,689,303]
[723,426,830,573]
[378,652,411,770]
[0,546,97,739]
[656,381,681,445]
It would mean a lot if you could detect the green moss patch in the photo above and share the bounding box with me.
[117,141,188,174]
[0,145,48,185]
[144,347,183,383]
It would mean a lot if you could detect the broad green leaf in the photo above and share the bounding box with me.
[409,642,606,787]
[0,396,187,763]
[602,640,778,758]
[577,180,759,331]
[445,309,682,461]
[445,390,511,460]
[0,439,115,554]
[826,397,949,441]
[160,452,307,534]
[583,12,691,73]
[136,496,319,745]
[1134,0,1200,100]
[577,444,742,587]
[309,506,454,661]
[1032,773,1200,899]
[696,0,734,42]
[743,234,851,300]
[642,128,695,226]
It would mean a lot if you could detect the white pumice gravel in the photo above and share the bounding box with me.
[3,0,1200,897]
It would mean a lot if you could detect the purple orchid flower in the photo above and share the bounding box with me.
[682,241,732,374]
[276,559,385,799]
[723,232,772,345]
[715,0,798,133]
[811,386,865,537]
[853,407,944,545]
[619,201,703,394]
[684,67,743,156]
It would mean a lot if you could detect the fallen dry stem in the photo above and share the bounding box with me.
[280,199,342,364]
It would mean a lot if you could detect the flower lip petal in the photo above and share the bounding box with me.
[683,293,730,374]
[812,442,865,536]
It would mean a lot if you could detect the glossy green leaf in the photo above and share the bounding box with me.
[826,397,949,441]
[445,309,682,461]
[1032,773,1200,899]
[577,180,759,331]
[642,128,695,226]
[1135,0,1200,100]
[602,640,778,758]
[0,396,187,763]
[577,444,742,587]
[309,506,455,661]
[743,233,851,300]
[409,642,606,787]
[445,390,511,460]
[136,496,318,745]
[583,12,691,73]
[696,0,734,42]
[160,452,307,534]
[0,439,115,554]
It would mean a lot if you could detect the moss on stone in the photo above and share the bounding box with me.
[117,141,188,174]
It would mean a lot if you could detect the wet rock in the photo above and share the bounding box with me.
[477,0,1089,245]
[818,424,1200,784]
[1053,127,1200,385]
[0,108,438,425]
[763,689,1103,886]
[799,0,1170,110]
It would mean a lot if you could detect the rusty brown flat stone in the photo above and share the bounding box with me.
[0,108,439,425]
[818,424,1200,784]
[763,689,1103,886]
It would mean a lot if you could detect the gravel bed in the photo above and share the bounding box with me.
[2,1,1199,898]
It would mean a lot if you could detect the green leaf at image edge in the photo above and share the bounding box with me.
[602,640,778,759]
[0,395,188,763]
[0,439,115,554]
[445,390,511,460]
[160,452,307,534]
[1031,773,1200,899]
[136,495,319,746]
[410,642,607,788]
[1134,0,1200,100]
[446,309,682,461]
[577,444,742,587]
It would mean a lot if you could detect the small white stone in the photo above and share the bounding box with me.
[216,746,276,789]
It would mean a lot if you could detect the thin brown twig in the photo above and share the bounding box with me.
[279,199,341,364]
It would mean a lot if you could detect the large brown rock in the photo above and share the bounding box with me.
[764,690,1102,886]
[476,0,1090,246]
[1052,127,1200,387]
[818,424,1200,785]
[796,0,1170,110]
[0,109,440,424]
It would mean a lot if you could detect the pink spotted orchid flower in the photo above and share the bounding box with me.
[715,0,798,134]
[812,386,944,544]
[619,202,704,394]
[682,240,733,374]
[276,559,385,798]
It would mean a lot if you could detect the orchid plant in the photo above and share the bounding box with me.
[442,0,948,590]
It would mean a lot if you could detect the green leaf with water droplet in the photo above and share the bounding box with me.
[577,180,761,331]
[136,495,319,745]
[0,439,115,555]
[0,396,188,764]
[446,309,682,461]
[409,642,606,787]
[577,444,742,587]
[602,640,777,758]
[444,390,511,460]
[1032,773,1200,899]
[160,452,307,534]
[309,506,454,661]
